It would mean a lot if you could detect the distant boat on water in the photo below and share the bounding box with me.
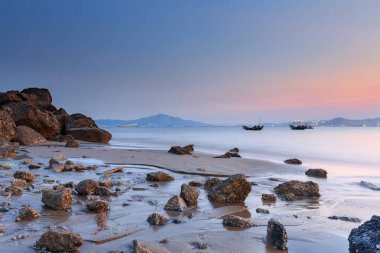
[242,125,264,131]
[289,124,313,130]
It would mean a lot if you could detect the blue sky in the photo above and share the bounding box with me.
[1,1,380,124]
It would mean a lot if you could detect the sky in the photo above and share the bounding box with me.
[1,0,380,124]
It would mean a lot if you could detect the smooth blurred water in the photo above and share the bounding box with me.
[105,126,380,173]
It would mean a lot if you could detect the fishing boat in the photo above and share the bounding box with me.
[289,124,313,130]
[242,125,264,131]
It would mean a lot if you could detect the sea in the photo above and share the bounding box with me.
[104,126,380,177]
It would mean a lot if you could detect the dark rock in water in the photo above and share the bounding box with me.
[305,168,328,178]
[5,101,60,139]
[15,125,47,146]
[328,216,361,223]
[262,194,277,202]
[5,186,23,196]
[229,147,240,153]
[360,181,380,191]
[20,87,55,111]
[164,195,187,212]
[208,174,252,203]
[86,200,110,212]
[132,239,152,253]
[267,218,288,250]
[348,215,380,253]
[35,230,83,253]
[66,127,112,144]
[146,171,174,181]
[16,206,40,221]
[0,110,16,141]
[183,144,194,153]
[274,180,320,200]
[65,139,80,148]
[256,208,270,214]
[14,170,35,182]
[189,180,204,187]
[214,148,242,158]
[0,138,18,158]
[222,215,256,228]
[147,213,169,226]
[204,178,222,190]
[214,152,232,158]
[94,186,111,196]
[65,113,98,130]
[180,184,200,205]
[168,145,193,155]
[75,179,99,195]
[28,163,41,170]
[284,158,302,165]
[41,188,73,210]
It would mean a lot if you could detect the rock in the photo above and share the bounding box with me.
[267,218,288,250]
[65,113,98,130]
[35,230,83,253]
[65,139,80,148]
[75,179,99,195]
[16,206,40,221]
[182,144,194,153]
[5,186,23,196]
[53,108,69,134]
[189,180,204,187]
[0,110,16,141]
[164,195,187,212]
[360,181,380,191]
[208,174,252,203]
[51,163,65,173]
[196,242,208,249]
[14,170,35,182]
[132,239,152,253]
[284,158,302,165]
[20,87,55,111]
[204,178,222,190]
[168,145,192,155]
[66,127,112,144]
[222,215,256,228]
[147,213,169,226]
[86,200,110,212]
[256,208,270,214]
[262,194,277,202]
[0,224,3,233]
[28,164,41,169]
[11,179,28,187]
[0,138,18,158]
[214,152,232,158]
[229,147,239,153]
[348,215,380,253]
[305,168,328,178]
[0,91,23,105]
[180,184,200,205]
[328,216,361,223]
[94,186,111,196]
[274,180,320,200]
[214,150,241,158]
[146,171,174,181]
[5,101,60,139]
[41,188,73,210]
[15,125,47,146]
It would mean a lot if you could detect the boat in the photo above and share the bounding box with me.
[289,124,313,130]
[242,125,264,131]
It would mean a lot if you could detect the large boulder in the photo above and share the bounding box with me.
[4,101,60,139]
[15,126,46,146]
[274,180,320,201]
[65,113,98,130]
[35,231,83,253]
[66,127,112,144]
[348,215,380,253]
[208,174,252,203]
[0,110,16,141]
[20,87,56,111]
[267,218,288,250]
[41,188,73,210]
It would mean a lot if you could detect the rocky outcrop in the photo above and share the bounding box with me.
[223,215,256,228]
[208,174,252,203]
[284,158,302,165]
[66,127,112,144]
[4,101,60,139]
[0,110,16,141]
[305,168,327,178]
[168,145,194,155]
[267,218,288,250]
[164,195,187,212]
[15,126,47,146]
[65,113,98,130]
[147,213,169,226]
[21,87,56,111]
[75,179,99,195]
[0,91,23,105]
[274,180,320,201]
[146,171,174,181]
[41,188,73,210]
[180,184,200,205]
[348,215,380,253]
[35,230,83,253]
[53,108,69,134]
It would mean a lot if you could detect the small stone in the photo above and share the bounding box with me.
[28,164,41,170]
[132,239,152,253]
[223,215,256,228]
[267,218,288,250]
[180,184,200,205]
[42,188,73,210]
[256,208,270,214]
[5,186,23,196]
[86,200,109,212]
[16,206,40,221]
[159,238,169,244]
[189,181,204,187]
[65,140,80,148]
[11,179,28,187]
[75,179,99,195]
[147,213,169,226]
[14,170,35,182]
[262,194,277,202]
[150,183,160,188]
[146,172,174,181]
[164,195,187,212]
[94,186,111,196]
[22,159,33,164]
[35,231,83,253]
[51,163,65,173]
[0,224,4,233]
[305,168,328,178]
[284,158,302,165]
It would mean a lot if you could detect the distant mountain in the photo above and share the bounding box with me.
[96,114,210,127]
[318,117,380,127]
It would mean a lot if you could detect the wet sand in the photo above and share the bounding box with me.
[1,142,379,253]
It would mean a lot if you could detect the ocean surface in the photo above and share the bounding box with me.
[104,126,380,176]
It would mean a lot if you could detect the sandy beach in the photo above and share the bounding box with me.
[1,141,378,253]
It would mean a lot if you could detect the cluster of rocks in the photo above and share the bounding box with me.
[168,144,194,155]
[214,147,241,158]
[0,88,112,149]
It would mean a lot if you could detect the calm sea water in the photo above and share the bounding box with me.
[105,126,380,174]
